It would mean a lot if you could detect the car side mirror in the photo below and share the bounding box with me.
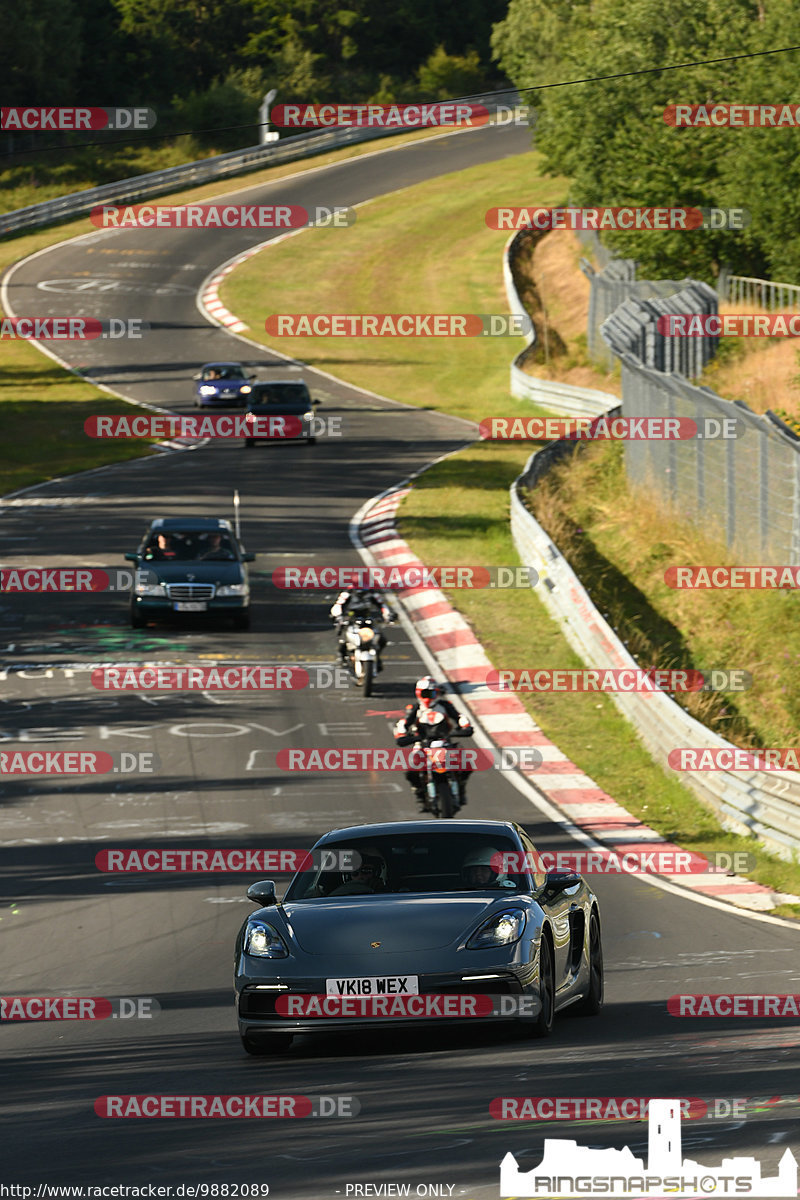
[248,374,257,380]
[124,552,140,563]
[543,870,582,894]
[312,398,321,406]
[247,880,276,906]
[241,552,256,563]
[192,372,201,380]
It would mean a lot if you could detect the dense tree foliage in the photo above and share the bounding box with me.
[491,0,800,281]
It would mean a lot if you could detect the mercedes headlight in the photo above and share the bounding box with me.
[302,410,314,422]
[466,908,527,949]
[135,581,166,596]
[244,921,289,958]
[216,583,248,597]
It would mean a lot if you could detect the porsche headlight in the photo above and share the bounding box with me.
[216,583,248,597]
[466,908,527,949]
[200,385,217,395]
[244,921,289,958]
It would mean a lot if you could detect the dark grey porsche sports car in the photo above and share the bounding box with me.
[234,820,603,1055]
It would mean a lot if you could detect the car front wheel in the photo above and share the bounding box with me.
[573,911,603,1016]
[524,933,555,1038]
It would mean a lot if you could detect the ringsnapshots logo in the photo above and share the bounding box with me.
[95,847,362,873]
[479,416,742,441]
[1,107,156,131]
[0,317,147,340]
[658,314,800,337]
[272,565,537,590]
[95,1094,358,1118]
[664,103,800,127]
[264,314,531,337]
[0,567,155,593]
[0,750,158,776]
[499,1098,798,1197]
[485,668,752,693]
[665,565,800,589]
[485,207,749,232]
[1,996,160,1020]
[90,204,354,230]
[84,414,338,440]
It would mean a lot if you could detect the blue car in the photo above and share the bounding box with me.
[192,362,256,407]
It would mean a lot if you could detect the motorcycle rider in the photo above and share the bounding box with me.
[393,675,474,810]
[330,588,392,669]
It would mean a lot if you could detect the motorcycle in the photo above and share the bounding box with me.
[342,615,385,697]
[403,706,472,819]
[419,737,462,819]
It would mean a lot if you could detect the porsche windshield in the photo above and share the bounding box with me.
[284,832,530,900]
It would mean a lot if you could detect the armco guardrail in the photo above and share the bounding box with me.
[718,269,800,310]
[510,460,800,862]
[504,230,619,418]
[0,126,394,237]
[0,92,523,238]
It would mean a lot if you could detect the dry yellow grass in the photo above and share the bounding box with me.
[702,302,800,417]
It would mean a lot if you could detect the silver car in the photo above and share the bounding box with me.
[234,819,603,1055]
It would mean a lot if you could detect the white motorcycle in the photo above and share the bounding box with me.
[342,616,385,697]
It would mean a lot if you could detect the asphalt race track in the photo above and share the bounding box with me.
[1,124,799,1200]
